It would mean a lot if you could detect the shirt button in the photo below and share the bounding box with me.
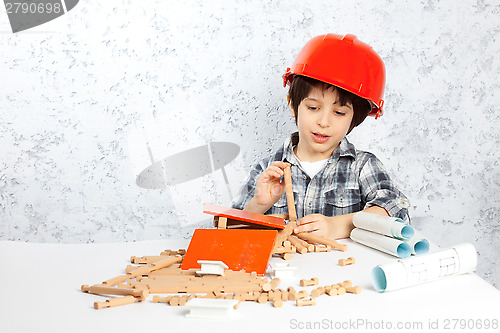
[303,175,307,180]
[308,202,312,207]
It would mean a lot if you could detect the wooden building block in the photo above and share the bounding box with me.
[273,246,296,254]
[283,166,297,222]
[293,236,315,252]
[216,216,228,229]
[296,290,308,300]
[153,295,172,303]
[300,277,319,287]
[338,257,355,266]
[314,245,331,252]
[81,284,149,299]
[310,287,325,298]
[94,295,138,310]
[295,232,347,252]
[325,287,337,296]
[345,286,362,294]
[160,249,186,256]
[262,278,281,291]
[257,293,268,303]
[296,298,316,307]
[274,221,297,250]
[287,236,308,254]
[340,280,352,288]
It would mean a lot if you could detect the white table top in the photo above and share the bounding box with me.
[1,238,498,333]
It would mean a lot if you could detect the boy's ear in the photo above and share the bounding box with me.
[287,95,295,118]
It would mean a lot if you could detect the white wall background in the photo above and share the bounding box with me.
[0,0,498,288]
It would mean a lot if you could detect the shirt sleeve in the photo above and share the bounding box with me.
[231,161,265,210]
[358,153,411,223]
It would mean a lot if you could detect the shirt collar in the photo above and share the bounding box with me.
[282,132,356,164]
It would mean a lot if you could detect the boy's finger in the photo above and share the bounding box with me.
[296,215,319,226]
[271,161,291,169]
[294,221,318,234]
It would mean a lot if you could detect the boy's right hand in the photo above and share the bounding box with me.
[244,161,291,214]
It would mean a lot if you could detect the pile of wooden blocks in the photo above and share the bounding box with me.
[81,250,361,310]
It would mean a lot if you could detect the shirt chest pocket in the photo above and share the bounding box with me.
[324,188,362,215]
[270,193,296,216]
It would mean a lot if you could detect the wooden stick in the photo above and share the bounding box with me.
[151,255,183,270]
[284,165,297,222]
[293,235,315,252]
[287,235,308,254]
[101,274,131,287]
[122,255,184,281]
[94,295,138,310]
[132,281,263,294]
[81,284,149,299]
[149,267,197,276]
[295,232,347,252]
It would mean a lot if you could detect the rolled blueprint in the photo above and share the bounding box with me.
[371,243,477,292]
[350,228,411,258]
[353,211,414,240]
[405,229,429,255]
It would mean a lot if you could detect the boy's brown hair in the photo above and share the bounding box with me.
[288,75,371,134]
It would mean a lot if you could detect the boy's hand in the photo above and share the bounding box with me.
[294,214,332,238]
[294,213,354,240]
[244,161,291,214]
[293,206,390,240]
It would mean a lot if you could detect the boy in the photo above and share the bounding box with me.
[231,34,410,240]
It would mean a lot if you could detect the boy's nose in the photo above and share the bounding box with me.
[317,111,330,127]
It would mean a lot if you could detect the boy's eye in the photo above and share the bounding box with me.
[308,106,319,111]
[334,110,345,116]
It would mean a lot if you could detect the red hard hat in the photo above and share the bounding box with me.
[283,34,385,118]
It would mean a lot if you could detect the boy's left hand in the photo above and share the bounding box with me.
[294,214,331,238]
[294,213,354,240]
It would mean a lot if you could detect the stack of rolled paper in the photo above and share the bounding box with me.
[350,212,429,258]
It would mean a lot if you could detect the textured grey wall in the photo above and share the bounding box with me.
[0,0,498,288]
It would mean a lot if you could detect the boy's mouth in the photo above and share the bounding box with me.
[312,132,330,143]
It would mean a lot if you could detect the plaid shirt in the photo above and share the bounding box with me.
[232,132,410,222]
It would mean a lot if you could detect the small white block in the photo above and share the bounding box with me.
[269,262,297,279]
[185,298,238,319]
[196,260,229,276]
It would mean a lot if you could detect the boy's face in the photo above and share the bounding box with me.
[290,84,354,162]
